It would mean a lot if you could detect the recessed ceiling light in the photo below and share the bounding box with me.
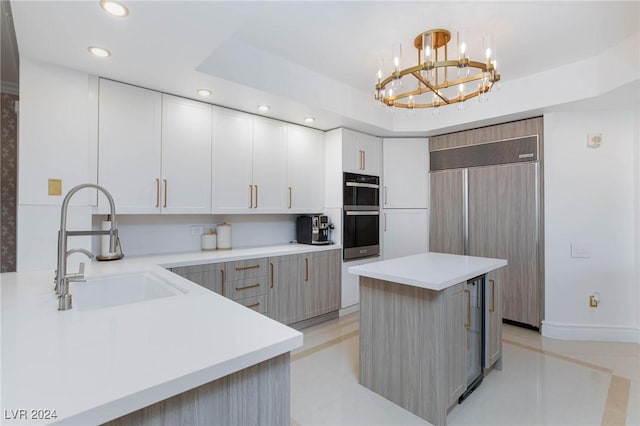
[100,0,129,17]
[304,117,315,123]
[197,89,212,97]
[88,46,111,58]
[258,105,270,112]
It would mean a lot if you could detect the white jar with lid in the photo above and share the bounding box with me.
[201,229,217,251]
[216,223,232,250]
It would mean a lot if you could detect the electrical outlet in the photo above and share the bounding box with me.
[190,225,204,236]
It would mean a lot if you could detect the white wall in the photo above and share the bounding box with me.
[542,109,639,342]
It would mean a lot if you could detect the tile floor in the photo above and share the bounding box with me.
[291,313,640,426]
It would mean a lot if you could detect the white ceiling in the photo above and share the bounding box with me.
[9,1,640,134]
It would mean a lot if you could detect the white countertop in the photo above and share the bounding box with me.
[1,244,339,425]
[348,252,507,291]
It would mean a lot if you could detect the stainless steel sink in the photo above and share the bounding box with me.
[71,271,187,311]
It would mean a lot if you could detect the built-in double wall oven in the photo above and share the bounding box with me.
[343,172,380,261]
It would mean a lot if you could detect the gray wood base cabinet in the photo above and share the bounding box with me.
[170,249,341,327]
[104,353,290,426]
[359,275,502,426]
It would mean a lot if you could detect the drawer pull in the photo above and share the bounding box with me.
[235,264,260,271]
[270,262,274,288]
[235,283,260,291]
[246,302,260,309]
[220,269,225,296]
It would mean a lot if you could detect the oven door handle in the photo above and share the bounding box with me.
[345,182,379,189]
[345,211,380,216]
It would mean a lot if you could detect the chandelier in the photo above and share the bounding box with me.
[374,28,500,110]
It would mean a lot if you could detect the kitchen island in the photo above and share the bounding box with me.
[348,252,507,426]
[1,243,339,426]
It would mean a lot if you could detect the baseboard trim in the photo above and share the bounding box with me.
[339,304,360,317]
[541,321,640,343]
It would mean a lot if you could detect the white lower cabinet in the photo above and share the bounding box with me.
[341,256,380,308]
[382,209,429,260]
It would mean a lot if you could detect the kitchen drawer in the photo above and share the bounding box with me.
[234,294,267,314]
[224,258,268,281]
[225,275,267,301]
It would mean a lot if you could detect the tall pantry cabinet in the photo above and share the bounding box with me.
[381,138,429,260]
[429,117,544,330]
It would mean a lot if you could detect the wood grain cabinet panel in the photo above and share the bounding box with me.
[170,263,222,295]
[224,258,268,282]
[301,250,341,319]
[445,282,466,406]
[429,170,464,255]
[225,276,268,302]
[267,255,304,325]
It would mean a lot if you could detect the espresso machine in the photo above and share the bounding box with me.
[296,215,332,245]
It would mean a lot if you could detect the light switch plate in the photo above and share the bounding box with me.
[190,225,204,236]
[48,178,62,196]
[571,243,592,258]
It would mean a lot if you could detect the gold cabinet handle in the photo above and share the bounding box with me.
[249,185,253,208]
[464,289,471,329]
[235,283,260,291]
[489,279,496,313]
[359,150,364,170]
[155,178,160,208]
[254,185,258,208]
[163,179,168,208]
[235,264,260,271]
[270,262,274,288]
[246,302,260,309]
[305,258,309,282]
[288,187,292,209]
[220,269,225,296]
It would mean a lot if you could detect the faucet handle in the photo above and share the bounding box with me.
[66,263,87,283]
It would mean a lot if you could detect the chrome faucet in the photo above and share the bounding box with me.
[55,184,119,310]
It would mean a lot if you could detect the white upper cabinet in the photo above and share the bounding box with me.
[287,124,324,213]
[161,95,212,214]
[211,107,253,212]
[342,129,381,176]
[98,81,212,214]
[382,138,429,208]
[211,111,288,213]
[252,117,288,212]
[98,79,162,214]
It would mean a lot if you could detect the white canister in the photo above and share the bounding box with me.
[201,229,217,251]
[216,223,232,250]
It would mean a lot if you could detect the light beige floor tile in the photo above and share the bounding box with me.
[291,317,639,426]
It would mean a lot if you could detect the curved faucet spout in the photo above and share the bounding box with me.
[56,184,119,310]
[66,248,95,259]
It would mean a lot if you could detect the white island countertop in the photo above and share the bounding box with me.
[348,252,507,291]
[1,243,340,425]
